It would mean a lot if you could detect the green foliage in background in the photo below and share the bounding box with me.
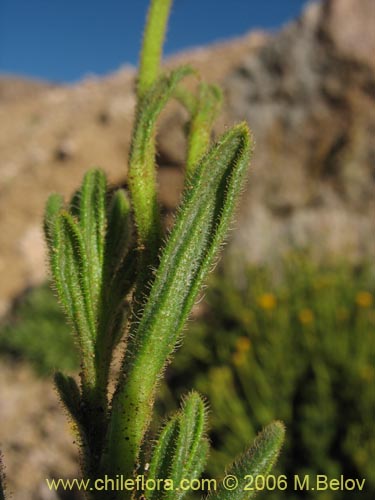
[1,255,373,499]
[160,254,375,499]
[0,285,76,375]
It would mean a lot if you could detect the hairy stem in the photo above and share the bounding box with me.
[131,0,173,294]
[138,0,173,99]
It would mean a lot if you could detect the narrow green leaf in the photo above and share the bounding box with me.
[95,250,136,397]
[146,392,208,500]
[55,372,98,481]
[174,393,208,485]
[147,415,180,500]
[102,248,136,350]
[77,169,107,312]
[106,123,252,481]
[170,393,209,500]
[186,83,223,176]
[129,66,194,290]
[49,211,96,391]
[104,189,131,278]
[44,193,64,250]
[54,372,82,425]
[69,188,81,218]
[186,438,210,488]
[96,188,133,356]
[174,85,197,115]
[209,421,285,500]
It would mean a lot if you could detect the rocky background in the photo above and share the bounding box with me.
[0,0,374,498]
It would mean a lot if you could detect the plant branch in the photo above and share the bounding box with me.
[138,0,174,99]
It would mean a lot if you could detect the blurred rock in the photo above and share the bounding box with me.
[322,0,375,67]
[0,76,56,104]
[54,138,77,162]
[18,225,46,287]
[224,0,375,264]
[158,167,185,211]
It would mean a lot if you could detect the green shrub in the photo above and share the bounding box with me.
[163,254,375,499]
[0,285,77,375]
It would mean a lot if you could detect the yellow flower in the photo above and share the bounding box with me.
[232,337,251,366]
[298,308,314,325]
[257,293,276,310]
[356,291,373,308]
[235,336,251,353]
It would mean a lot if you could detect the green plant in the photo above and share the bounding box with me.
[0,1,288,499]
[164,255,375,499]
[0,285,76,375]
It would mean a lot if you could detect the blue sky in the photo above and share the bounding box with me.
[0,0,310,83]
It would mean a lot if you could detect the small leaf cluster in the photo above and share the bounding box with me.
[44,169,133,475]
